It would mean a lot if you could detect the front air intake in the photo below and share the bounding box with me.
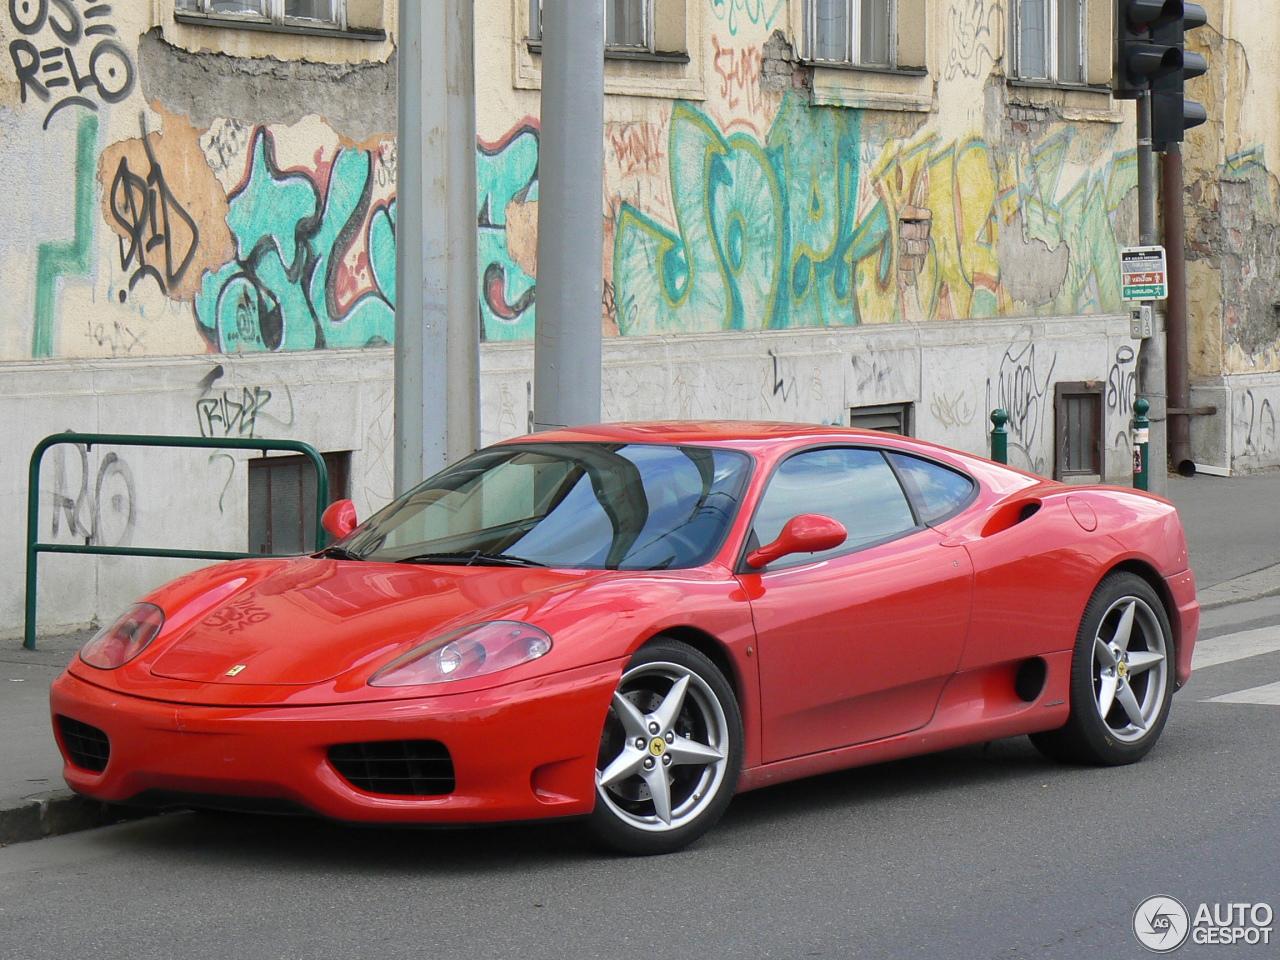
[327,740,455,796]
[56,715,111,772]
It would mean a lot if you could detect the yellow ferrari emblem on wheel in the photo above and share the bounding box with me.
[649,737,666,757]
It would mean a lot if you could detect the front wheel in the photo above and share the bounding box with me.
[588,638,743,855]
[1031,572,1175,765]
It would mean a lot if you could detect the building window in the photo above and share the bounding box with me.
[806,0,893,67]
[1012,0,1084,84]
[248,451,350,555]
[176,0,346,31]
[530,0,654,52]
[1053,383,1103,481]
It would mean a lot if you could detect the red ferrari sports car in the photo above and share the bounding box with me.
[51,422,1198,854]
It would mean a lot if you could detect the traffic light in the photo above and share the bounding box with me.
[1151,4,1209,147]
[1114,0,1184,100]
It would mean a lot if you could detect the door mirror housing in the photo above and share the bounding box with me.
[746,514,847,569]
[321,499,358,541]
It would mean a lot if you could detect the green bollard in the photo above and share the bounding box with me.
[1132,397,1150,491]
[990,409,1008,464]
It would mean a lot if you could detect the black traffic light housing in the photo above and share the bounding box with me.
[1114,0,1186,99]
[1151,4,1209,147]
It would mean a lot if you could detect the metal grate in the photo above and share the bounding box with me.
[327,740,455,796]
[56,715,111,772]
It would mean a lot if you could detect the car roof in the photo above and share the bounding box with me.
[499,420,895,445]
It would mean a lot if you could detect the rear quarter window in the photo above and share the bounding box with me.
[887,453,976,524]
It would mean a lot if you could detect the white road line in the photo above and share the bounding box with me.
[1191,625,1280,669]
[1203,681,1280,706]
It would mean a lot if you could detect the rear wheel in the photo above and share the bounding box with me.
[588,638,742,855]
[1031,572,1174,765]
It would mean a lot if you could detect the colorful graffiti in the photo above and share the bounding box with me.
[194,126,396,352]
[33,111,97,357]
[477,120,539,341]
[612,95,1138,335]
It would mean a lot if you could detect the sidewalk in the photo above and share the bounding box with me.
[4,468,1280,846]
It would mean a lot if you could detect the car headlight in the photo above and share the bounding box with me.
[368,621,552,687]
[80,603,165,670]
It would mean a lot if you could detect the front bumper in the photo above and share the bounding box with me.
[50,659,623,824]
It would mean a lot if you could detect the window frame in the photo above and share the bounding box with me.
[176,0,356,35]
[529,0,658,55]
[736,444,931,573]
[1010,0,1086,87]
[804,0,897,70]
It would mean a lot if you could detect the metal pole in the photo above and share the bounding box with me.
[395,0,480,496]
[990,409,1008,464]
[1162,143,1194,476]
[534,0,604,431]
[1132,397,1151,490]
[1135,91,1167,494]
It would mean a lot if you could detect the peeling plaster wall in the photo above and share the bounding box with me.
[1178,2,1280,471]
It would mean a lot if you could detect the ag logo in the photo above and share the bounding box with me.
[1134,896,1190,953]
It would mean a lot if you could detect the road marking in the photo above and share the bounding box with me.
[1203,681,1280,706]
[1191,625,1280,669]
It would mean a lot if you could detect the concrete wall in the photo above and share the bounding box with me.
[6,313,1135,639]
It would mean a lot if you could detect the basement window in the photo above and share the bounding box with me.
[849,403,913,436]
[249,451,350,555]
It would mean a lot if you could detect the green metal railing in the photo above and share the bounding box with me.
[25,433,330,651]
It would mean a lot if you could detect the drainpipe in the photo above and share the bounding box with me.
[1162,143,1195,476]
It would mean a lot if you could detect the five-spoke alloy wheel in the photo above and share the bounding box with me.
[588,638,742,855]
[1031,572,1175,765]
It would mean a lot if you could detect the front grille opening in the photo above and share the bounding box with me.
[328,740,455,797]
[56,715,110,772]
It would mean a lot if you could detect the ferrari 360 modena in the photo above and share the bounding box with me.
[51,422,1198,854]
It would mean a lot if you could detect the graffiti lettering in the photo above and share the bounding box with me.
[945,0,1001,80]
[110,116,200,298]
[769,350,796,402]
[196,387,274,439]
[1237,389,1277,459]
[930,390,976,429]
[49,442,136,547]
[477,120,539,339]
[709,0,785,36]
[986,339,1057,474]
[608,121,665,178]
[712,38,765,117]
[8,0,135,130]
[1106,345,1137,415]
[194,127,396,351]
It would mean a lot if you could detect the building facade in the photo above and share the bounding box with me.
[0,0,1269,637]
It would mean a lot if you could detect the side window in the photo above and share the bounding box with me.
[752,447,917,567]
[886,453,975,524]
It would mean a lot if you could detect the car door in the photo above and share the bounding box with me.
[740,446,975,763]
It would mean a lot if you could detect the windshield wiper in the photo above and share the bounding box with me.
[395,551,546,568]
[318,546,363,561]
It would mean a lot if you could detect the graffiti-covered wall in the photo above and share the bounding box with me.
[0,5,398,362]
[474,0,1140,344]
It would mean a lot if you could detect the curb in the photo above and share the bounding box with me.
[1199,562,1280,611]
[0,791,143,847]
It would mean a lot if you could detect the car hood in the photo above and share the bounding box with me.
[144,556,608,687]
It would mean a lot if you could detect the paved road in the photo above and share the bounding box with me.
[3,608,1278,960]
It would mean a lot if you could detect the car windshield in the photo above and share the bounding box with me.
[341,442,752,570]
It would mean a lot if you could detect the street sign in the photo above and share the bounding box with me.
[1121,245,1168,301]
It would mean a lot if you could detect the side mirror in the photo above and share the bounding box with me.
[746,514,847,570]
[321,499,358,541]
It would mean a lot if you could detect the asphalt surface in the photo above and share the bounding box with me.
[1,622,1277,960]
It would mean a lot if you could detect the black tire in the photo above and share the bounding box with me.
[1031,572,1175,765]
[587,638,743,855]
